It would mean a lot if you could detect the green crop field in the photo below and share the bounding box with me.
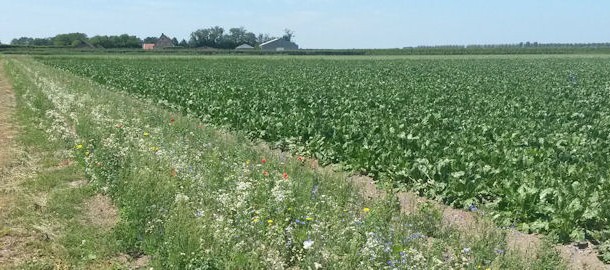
[38,55,610,246]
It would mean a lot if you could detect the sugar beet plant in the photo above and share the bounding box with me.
[40,55,610,245]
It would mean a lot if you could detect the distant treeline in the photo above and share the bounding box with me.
[9,33,143,48]
[4,45,610,56]
[411,42,610,49]
[7,27,293,49]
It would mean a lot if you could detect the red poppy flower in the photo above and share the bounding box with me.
[282,172,289,180]
[261,158,266,164]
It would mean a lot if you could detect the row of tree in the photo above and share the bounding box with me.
[11,33,143,48]
[10,26,294,49]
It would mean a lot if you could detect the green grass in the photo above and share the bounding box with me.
[2,55,571,269]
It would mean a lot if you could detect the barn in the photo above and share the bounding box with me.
[259,38,298,51]
[155,33,175,49]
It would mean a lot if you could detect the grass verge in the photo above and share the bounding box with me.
[1,56,139,269]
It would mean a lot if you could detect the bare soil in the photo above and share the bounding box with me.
[83,194,119,231]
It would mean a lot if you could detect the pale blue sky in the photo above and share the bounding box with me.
[0,0,608,48]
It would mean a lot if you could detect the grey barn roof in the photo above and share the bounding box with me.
[259,38,281,47]
[259,38,299,50]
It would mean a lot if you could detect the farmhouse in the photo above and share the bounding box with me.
[155,33,175,49]
[259,38,298,51]
[143,33,175,50]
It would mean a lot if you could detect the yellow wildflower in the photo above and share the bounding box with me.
[267,219,273,225]
[363,207,370,213]
[143,132,150,136]
[75,144,83,150]
[305,217,314,221]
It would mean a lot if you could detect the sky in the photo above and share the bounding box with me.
[0,0,608,49]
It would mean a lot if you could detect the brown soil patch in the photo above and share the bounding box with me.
[84,194,118,230]
[506,230,542,259]
[57,159,73,168]
[558,243,609,270]
[0,227,40,267]
[88,253,150,269]
[349,175,384,200]
[115,253,150,269]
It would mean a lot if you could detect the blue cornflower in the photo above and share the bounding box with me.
[405,232,425,242]
[311,184,319,197]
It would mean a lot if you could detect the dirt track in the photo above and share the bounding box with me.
[0,61,17,169]
[0,58,29,266]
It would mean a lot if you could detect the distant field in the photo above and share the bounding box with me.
[39,54,610,245]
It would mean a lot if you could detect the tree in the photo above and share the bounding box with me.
[179,39,188,47]
[11,37,34,45]
[89,34,141,48]
[256,33,274,44]
[52,33,88,47]
[189,28,212,47]
[172,37,179,46]
[222,27,258,48]
[11,37,53,46]
[209,26,225,46]
[89,36,111,48]
[32,38,53,46]
[244,32,257,46]
[282,29,294,41]
[189,26,225,48]
[143,36,159,44]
